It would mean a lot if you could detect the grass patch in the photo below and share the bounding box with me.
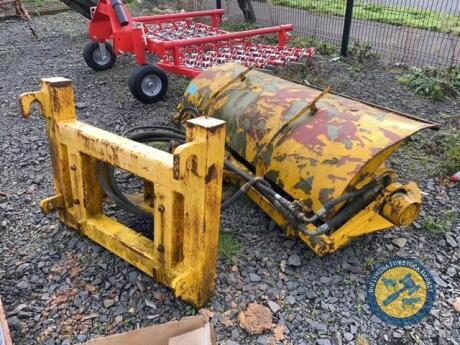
[398,67,460,101]
[289,36,337,55]
[221,21,260,32]
[218,232,241,261]
[441,131,460,175]
[349,41,376,63]
[422,210,457,234]
[398,127,460,177]
[271,0,460,34]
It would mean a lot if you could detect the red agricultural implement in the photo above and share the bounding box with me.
[83,0,314,103]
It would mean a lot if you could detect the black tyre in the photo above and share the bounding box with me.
[83,41,116,71]
[128,64,168,104]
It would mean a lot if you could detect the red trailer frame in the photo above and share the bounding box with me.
[83,0,314,103]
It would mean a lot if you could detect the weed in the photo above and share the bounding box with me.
[185,305,197,316]
[422,210,457,234]
[342,278,353,286]
[290,37,337,56]
[401,129,460,177]
[356,301,363,314]
[364,257,375,269]
[355,334,370,345]
[220,22,259,32]
[79,254,90,265]
[349,41,376,63]
[218,232,241,261]
[441,131,460,174]
[398,67,460,101]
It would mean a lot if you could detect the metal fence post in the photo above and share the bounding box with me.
[216,0,222,9]
[341,0,354,56]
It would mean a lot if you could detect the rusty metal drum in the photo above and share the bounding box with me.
[179,63,434,214]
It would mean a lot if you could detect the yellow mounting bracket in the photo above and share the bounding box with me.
[19,78,226,307]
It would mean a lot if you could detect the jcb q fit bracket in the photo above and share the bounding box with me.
[19,78,226,307]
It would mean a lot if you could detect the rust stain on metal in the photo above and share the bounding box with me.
[205,163,217,184]
[20,78,226,308]
[179,62,434,255]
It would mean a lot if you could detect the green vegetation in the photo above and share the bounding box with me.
[349,41,376,63]
[221,21,260,32]
[398,128,460,177]
[364,257,375,269]
[185,305,197,316]
[289,36,337,55]
[272,0,460,34]
[355,334,370,345]
[422,210,457,234]
[442,131,460,174]
[218,232,241,261]
[398,67,460,101]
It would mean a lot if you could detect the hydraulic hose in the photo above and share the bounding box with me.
[221,176,270,210]
[97,127,185,219]
[96,125,390,238]
[300,176,389,237]
[96,127,272,217]
[96,162,150,218]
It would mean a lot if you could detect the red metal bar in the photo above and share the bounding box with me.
[132,25,146,64]
[157,62,200,77]
[133,9,224,24]
[278,30,287,47]
[158,25,293,49]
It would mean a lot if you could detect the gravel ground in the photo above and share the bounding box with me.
[0,12,459,345]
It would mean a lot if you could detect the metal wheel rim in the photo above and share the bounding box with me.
[93,48,110,66]
[141,74,162,96]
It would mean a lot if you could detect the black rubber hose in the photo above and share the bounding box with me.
[122,125,185,137]
[97,162,151,218]
[301,180,385,237]
[97,126,390,238]
[175,106,201,128]
[97,128,186,219]
[221,176,270,210]
[111,0,129,26]
[97,128,269,217]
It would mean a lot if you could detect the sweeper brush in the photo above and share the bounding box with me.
[176,63,438,255]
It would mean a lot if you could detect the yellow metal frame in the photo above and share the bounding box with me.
[19,78,226,307]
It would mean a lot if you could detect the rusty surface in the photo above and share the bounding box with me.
[179,63,435,213]
[179,63,433,254]
[20,78,226,307]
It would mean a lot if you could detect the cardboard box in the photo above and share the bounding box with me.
[84,315,215,345]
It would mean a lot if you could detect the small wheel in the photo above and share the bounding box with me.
[83,41,116,71]
[128,64,168,104]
